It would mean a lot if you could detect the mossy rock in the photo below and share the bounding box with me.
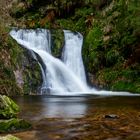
[0,135,20,140]
[51,29,64,58]
[0,118,31,133]
[0,95,19,119]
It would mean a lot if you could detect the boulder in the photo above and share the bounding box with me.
[0,118,31,133]
[0,95,19,119]
[0,134,20,140]
[104,114,119,119]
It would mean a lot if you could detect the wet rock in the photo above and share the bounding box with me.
[0,95,19,119]
[104,114,119,119]
[14,69,24,89]
[0,118,31,133]
[0,134,20,140]
[51,29,64,58]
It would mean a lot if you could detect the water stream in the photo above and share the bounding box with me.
[10,29,90,94]
[8,29,140,140]
[10,29,140,96]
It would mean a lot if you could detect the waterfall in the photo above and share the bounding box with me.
[10,29,90,94]
[62,30,86,82]
[10,29,139,96]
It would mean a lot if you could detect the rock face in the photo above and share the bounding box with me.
[0,95,19,119]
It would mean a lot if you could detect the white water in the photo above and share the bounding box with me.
[10,29,90,94]
[10,29,140,96]
[62,30,86,82]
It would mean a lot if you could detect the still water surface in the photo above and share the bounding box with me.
[12,95,140,140]
[13,95,140,120]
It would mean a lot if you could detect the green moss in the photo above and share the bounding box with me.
[8,37,24,68]
[0,135,20,140]
[105,49,120,66]
[0,24,24,95]
[0,118,31,133]
[0,95,19,119]
[56,19,75,31]
[111,80,140,93]
[22,56,42,95]
[0,80,22,96]
[0,96,31,133]
[85,25,103,50]
[51,29,64,58]
[96,65,140,93]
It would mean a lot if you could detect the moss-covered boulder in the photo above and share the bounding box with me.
[0,95,19,119]
[0,134,20,140]
[0,95,31,133]
[0,118,31,133]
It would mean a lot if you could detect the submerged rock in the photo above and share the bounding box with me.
[104,114,119,119]
[0,118,31,133]
[0,134,20,140]
[0,95,19,119]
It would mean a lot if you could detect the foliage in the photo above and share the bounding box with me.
[85,25,103,50]
[106,49,120,66]
[51,30,64,58]
[0,0,140,93]
[97,65,140,93]
[82,0,140,93]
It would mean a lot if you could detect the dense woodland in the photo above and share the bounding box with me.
[0,0,140,95]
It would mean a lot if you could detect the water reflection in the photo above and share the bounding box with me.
[13,96,87,120]
[44,100,86,118]
[12,95,140,121]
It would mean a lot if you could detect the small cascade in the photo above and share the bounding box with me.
[10,29,90,94]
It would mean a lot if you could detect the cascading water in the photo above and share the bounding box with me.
[10,29,90,95]
[62,30,86,82]
[10,29,139,96]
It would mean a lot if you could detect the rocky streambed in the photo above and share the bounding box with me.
[1,95,139,140]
